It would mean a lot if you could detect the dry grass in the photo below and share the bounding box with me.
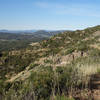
[76,63,100,77]
[71,57,100,89]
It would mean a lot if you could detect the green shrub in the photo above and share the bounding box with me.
[0,80,4,94]
[89,48,100,57]
[56,67,74,93]
[29,63,39,70]
[29,66,54,100]
[44,59,53,64]
[77,42,88,52]
[66,48,75,55]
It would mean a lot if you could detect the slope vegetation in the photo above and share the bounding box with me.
[0,25,100,100]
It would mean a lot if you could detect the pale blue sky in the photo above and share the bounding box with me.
[0,0,100,30]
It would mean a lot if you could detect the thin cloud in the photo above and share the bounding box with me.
[60,4,100,17]
[35,2,50,8]
[35,2,66,9]
[56,7,100,18]
[34,1,100,18]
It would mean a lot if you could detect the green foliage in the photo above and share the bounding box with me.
[29,66,54,100]
[66,48,75,55]
[29,63,39,70]
[0,54,33,77]
[44,59,53,64]
[89,48,100,57]
[76,41,89,52]
[56,66,75,92]
[28,66,75,100]
[0,80,4,94]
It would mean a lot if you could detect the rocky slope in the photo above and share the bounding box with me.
[0,25,100,100]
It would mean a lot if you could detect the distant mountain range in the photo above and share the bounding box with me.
[0,29,36,33]
[0,30,68,51]
[0,29,67,34]
[0,30,66,40]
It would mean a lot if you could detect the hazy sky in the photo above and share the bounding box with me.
[0,0,100,30]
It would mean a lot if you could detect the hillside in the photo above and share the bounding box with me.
[0,30,61,52]
[0,25,100,100]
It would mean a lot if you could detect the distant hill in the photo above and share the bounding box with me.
[0,30,63,40]
[0,29,36,33]
[33,30,65,37]
[0,30,62,51]
[0,29,67,34]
